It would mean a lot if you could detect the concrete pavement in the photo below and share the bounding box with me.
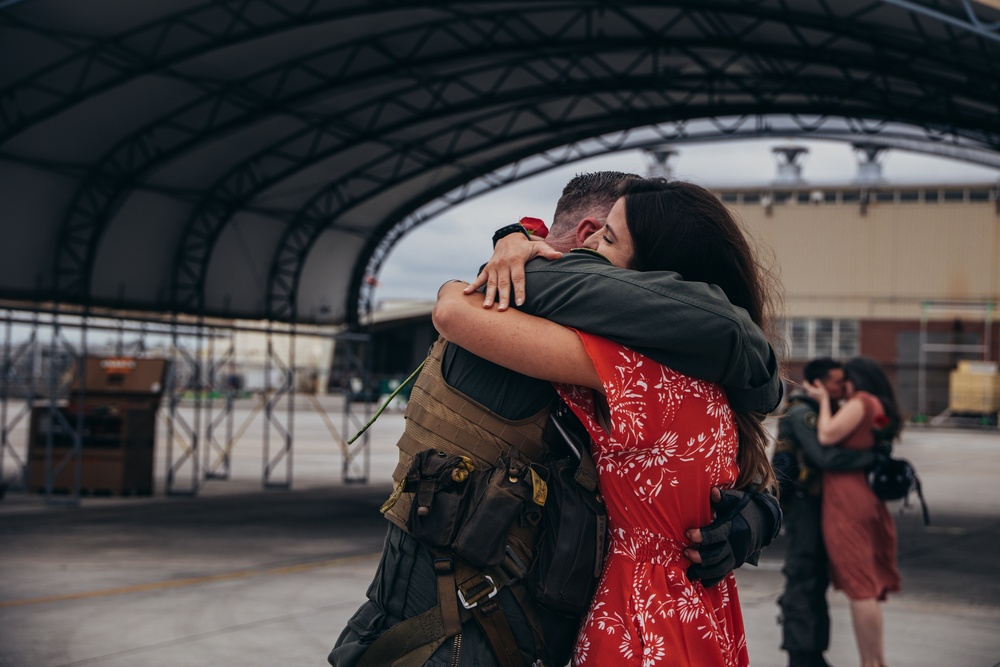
[1,397,998,666]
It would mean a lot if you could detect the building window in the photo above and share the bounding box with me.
[790,319,810,358]
[781,318,859,360]
[837,320,859,358]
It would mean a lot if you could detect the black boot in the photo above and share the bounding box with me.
[788,652,833,667]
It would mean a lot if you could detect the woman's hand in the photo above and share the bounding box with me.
[803,379,828,403]
[464,233,562,311]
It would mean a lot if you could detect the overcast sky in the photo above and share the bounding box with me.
[373,138,1000,305]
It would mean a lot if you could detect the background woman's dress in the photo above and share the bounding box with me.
[821,390,901,600]
[556,332,748,667]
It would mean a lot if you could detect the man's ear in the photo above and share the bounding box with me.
[574,217,602,245]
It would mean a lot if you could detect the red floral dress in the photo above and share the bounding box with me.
[555,333,748,667]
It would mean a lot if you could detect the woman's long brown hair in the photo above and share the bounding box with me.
[620,178,778,491]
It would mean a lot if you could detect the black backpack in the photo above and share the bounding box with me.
[869,453,929,525]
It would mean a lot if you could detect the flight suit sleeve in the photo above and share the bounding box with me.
[785,403,877,471]
[518,251,781,413]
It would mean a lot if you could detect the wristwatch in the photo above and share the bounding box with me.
[492,223,531,248]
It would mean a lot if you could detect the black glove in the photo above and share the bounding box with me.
[687,488,782,587]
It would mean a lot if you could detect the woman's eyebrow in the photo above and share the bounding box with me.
[604,220,618,240]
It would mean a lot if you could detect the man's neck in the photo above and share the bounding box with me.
[545,232,575,253]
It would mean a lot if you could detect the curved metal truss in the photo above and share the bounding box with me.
[0,0,998,326]
[350,115,1000,324]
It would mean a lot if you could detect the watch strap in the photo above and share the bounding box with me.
[492,223,531,248]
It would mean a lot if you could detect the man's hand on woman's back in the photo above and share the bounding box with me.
[684,487,782,587]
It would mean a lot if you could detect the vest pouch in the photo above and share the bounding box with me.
[530,456,607,615]
[452,459,546,568]
[404,449,474,549]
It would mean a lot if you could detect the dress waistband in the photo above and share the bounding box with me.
[608,525,685,568]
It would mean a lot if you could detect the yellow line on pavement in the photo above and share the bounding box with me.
[0,552,379,609]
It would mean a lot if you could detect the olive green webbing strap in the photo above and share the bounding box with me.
[354,605,451,667]
[450,557,547,667]
[356,557,544,667]
[471,600,526,667]
[452,558,530,667]
[436,557,464,638]
[573,447,599,491]
[356,594,531,667]
[508,583,550,662]
[356,556,464,667]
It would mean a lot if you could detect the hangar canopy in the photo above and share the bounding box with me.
[1,0,999,327]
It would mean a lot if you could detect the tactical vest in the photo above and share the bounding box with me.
[774,397,823,500]
[362,337,603,667]
[383,336,551,530]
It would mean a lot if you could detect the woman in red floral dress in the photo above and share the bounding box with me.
[805,357,902,667]
[434,178,778,666]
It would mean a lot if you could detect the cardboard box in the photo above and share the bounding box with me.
[28,357,166,495]
[949,365,1000,413]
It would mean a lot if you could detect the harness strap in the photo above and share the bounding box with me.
[508,580,550,662]
[357,550,547,667]
[453,557,549,667]
[435,556,463,637]
[471,598,526,667]
[573,445,599,491]
[357,556,467,667]
[355,605,456,667]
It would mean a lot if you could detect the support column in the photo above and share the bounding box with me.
[337,331,371,484]
[263,327,294,489]
[165,318,199,495]
[204,332,235,480]
[41,309,83,505]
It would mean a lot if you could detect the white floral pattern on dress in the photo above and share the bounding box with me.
[556,333,749,667]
